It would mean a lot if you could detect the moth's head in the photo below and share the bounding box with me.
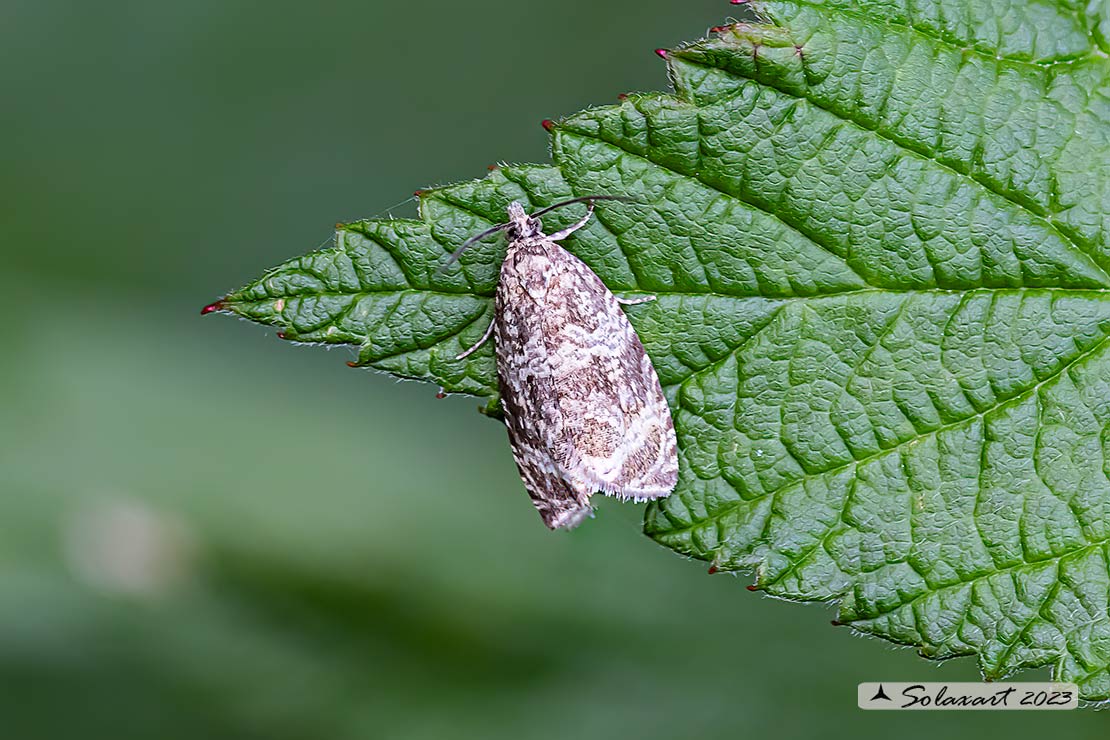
[505,201,542,241]
[436,195,633,275]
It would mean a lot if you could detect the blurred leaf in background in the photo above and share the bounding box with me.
[2,1,1108,738]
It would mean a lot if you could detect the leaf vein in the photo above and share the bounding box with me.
[664,327,1110,538]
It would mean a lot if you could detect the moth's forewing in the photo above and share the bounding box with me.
[493,236,677,529]
[538,244,677,500]
[494,242,593,529]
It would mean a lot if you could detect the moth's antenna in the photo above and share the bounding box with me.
[435,195,638,274]
[436,221,510,273]
[529,195,638,219]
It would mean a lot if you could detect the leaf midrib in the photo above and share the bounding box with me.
[231,286,1110,305]
[230,287,487,303]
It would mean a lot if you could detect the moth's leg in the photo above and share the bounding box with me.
[617,295,656,305]
[547,203,595,241]
[455,319,495,360]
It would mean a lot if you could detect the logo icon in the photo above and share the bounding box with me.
[870,684,892,702]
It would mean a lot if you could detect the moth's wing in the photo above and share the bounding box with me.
[539,245,678,501]
[494,253,593,530]
[505,436,593,530]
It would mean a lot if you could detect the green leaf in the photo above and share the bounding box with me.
[206,0,1110,701]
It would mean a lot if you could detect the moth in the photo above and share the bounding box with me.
[446,197,678,529]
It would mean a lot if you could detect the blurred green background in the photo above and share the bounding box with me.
[2,1,1105,737]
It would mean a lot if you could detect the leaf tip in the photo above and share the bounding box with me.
[436,387,447,399]
[654,48,669,59]
[413,189,426,198]
[541,119,555,132]
[200,300,226,316]
[730,0,750,4]
[830,619,844,627]
[617,93,629,101]
[707,565,719,574]
[276,331,287,340]
[746,584,761,592]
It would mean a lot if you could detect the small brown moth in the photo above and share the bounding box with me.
[448,198,678,529]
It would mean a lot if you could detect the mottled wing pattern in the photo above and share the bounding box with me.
[494,242,593,529]
[494,238,677,529]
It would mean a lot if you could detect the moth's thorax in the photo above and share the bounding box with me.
[504,201,544,242]
[503,238,561,299]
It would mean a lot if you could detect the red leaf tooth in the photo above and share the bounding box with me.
[654,48,668,59]
[541,119,555,132]
[200,300,225,315]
